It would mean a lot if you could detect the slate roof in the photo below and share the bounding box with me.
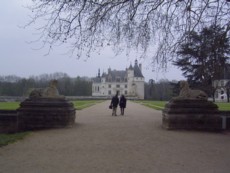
[92,76,101,83]
[92,60,144,83]
[106,70,127,82]
[133,62,144,78]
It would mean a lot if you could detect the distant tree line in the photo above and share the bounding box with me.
[0,73,179,100]
[0,73,92,96]
[145,79,179,101]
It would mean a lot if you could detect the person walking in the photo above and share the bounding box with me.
[110,92,119,116]
[119,95,127,115]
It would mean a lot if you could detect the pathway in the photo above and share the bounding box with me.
[0,101,230,173]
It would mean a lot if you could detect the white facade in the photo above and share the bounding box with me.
[213,79,230,102]
[92,60,145,99]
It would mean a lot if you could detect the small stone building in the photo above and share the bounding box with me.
[92,60,145,99]
[212,65,230,102]
[213,79,230,102]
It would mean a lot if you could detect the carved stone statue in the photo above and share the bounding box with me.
[162,80,221,131]
[18,79,75,131]
[29,80,64,99]
[175,80,208,100]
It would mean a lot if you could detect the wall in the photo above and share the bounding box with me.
[0,110,18,133]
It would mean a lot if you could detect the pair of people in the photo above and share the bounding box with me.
[110,93,127,116]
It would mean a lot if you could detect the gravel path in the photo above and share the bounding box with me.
[0,100,230,173]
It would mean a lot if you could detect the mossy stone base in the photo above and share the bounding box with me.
[162,99,222,131]
[17,98,75,131]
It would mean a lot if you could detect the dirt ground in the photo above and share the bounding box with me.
[0,100,230,173]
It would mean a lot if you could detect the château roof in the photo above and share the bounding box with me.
[92,60,144,83]
[92,76,101,83]
[108,70,127,78]
[105,70,127,82]
[133,61,144,78]
[128,64,133,70]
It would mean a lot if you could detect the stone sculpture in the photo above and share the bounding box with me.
[18,80,75,131]
[29,80,64,99]
[162,80,222,131]
[176,80,208,100]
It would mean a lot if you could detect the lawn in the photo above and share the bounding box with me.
[0,102,20,110]
[72,100,104,110]
[134,100,166,110]
[0,100,104,110]
[134,100,230,111]
[1,100,228,111]
[216,102,230,111]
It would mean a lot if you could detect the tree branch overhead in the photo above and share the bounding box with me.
[27,0,230,66]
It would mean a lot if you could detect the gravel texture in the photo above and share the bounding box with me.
[0,100,230,173]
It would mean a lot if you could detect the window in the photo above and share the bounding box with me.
[108,84,111,88]
[116,84,120,88]
[116,78,121,82]
[125,90,127,95]
[108,90,111,95]
[108,77,112,82]
[125,84,127,88]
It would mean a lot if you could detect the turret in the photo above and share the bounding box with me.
[139,63,142,72]
[98,69,100,77]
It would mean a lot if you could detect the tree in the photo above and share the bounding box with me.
[0,74,92,96]
[226,81,230,102]
[173,24,230,96]
[148,79,155,98]
[27,0,230,67]
[144,79,173,100]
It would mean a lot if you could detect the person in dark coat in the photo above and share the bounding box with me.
[110,92,119,116]
[119,95,127,115]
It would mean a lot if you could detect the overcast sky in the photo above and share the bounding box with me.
[0,0,185,82]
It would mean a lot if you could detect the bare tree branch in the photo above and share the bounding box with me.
[26,0,230,67]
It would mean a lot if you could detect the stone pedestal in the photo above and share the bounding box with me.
[0,110,18,133]
[17,98,75,131]
[162,99,222,131]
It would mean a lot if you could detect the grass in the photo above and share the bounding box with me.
[72,100,104,110]
[0,100,104,110]
[134,100,166,110]
[134,100,230,111]
[216,102,230,111]
[0,132,30,147]
[0,102,20,110]
[0,99,228,111]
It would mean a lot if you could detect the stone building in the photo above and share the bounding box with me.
[212,65,230,102]
[213,79,230,102]
[92,60,145,99]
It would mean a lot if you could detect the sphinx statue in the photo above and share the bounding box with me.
[162,80,221,131]
[175,80,208,100]
[18,79,75,131]
[29,80,64,99]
